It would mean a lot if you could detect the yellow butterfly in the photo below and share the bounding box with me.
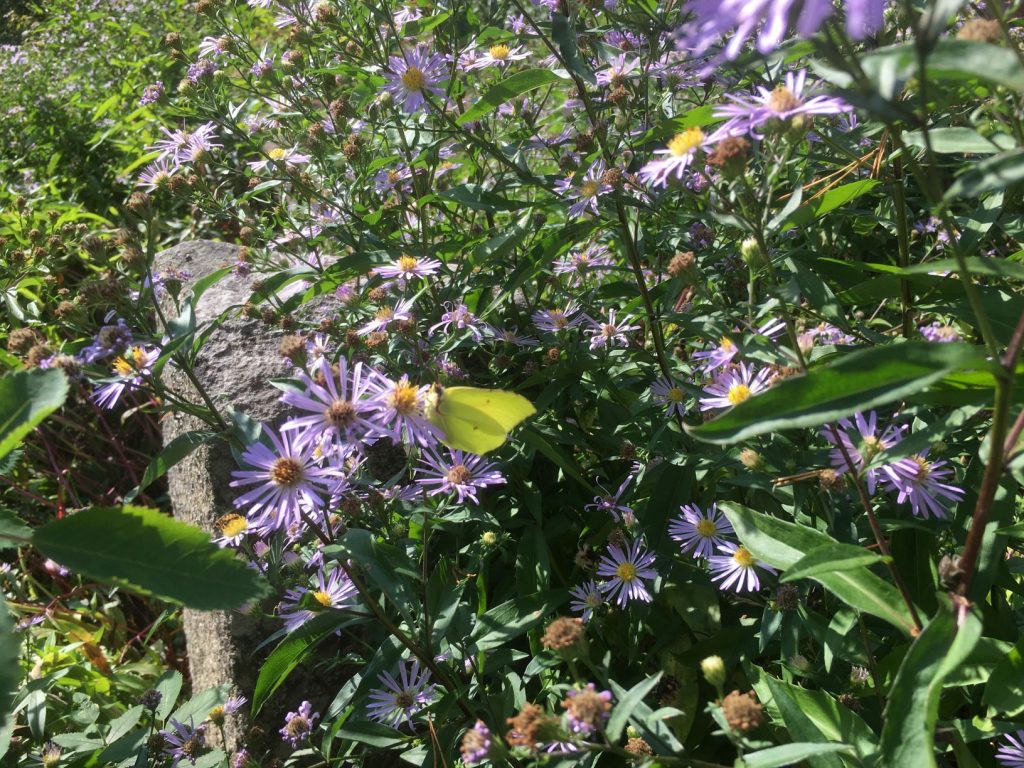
[424,385,536,455]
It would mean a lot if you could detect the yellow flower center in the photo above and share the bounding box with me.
[216,514,249,538]
[667,387,684,403]
[768,85,801,114]
[268,147,287,160]
[732,546,755,568]
[389,380,420,416]
[667,127,705,157]
[861,435,884,459]
[446,464,472,484]
[401,66,426,91]
[269,457,303,487]
[727,383,751,405]
[696,519,718,537]
[112,357,134,376]
[580,180,600,197]
[549,309,567,329]
[312,590,332,607]
[488,44,511,60]
[912,455,932,480]
[615,562,637,582]
[325,399,356,428]
[397,255,420,273]
[375,307,395,323]
[720,337,734,350]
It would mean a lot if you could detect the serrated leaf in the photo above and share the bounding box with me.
[0,368,68,461]
[33,506,269,609]
[457,69,565,125]
[879,604,981,768]
[689,342,985,444]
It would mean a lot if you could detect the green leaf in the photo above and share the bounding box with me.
[251,612,350,716]
[879,604,982,768]
[982,635,1024,716]
[550,12,595,84]
[0,368,68,461]
[0,509,31,548]
[689,342,985,444]
[124,430,216,503]
[721,503,916,634]
[781,543,890,582]
[761,677,845,768]
[606,672,663,742]
[457,69,565,125]
[943,149,1024,202]
[902,127,1014,155]
[861,40,1024,94]
[741,743,852,768]
[899,256,1024,281]
[33,506,269,609]
[469,591,560,652]
[325,529,419,623]
[0,602,20,730]
[784,180,880,230]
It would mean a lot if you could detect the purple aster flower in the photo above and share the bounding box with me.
[384,45,447,113]
[553,244,616,285]
[676,0,886,68]
[690,220,715,249]
[555,160,612,218]
[823,412,905,495]
[367,375,440,447]
[358,298,416,335]
[137,158,177,191]
[533,301,585,333]
[187,58,217,84]
[248,146,311,173]
[586,309,639,351]
[650,376,688,418]
[198,35,231,58]
[393,3,424,25]
[80,317,133,363]
[280,701,319,747]
[229,426,343,532]
[224,694,248,715]
[639,126,723,188]
[698,363,771,411]
[279,567,358,632]
[585,475,634,523]
[160,719,206,767]
[691,335,740,372]
[139,81,164,106]
[464,41,530,70]
[415,448,506,504]
[429,302,490,340]
[461,720,494,765]
[669,503,734,559]
[366,660,436,728]
[596,539,658,608]
[920,321,961,343]
[996,730,1024,768]
[232,749,254,768]
[493,327,539,347]
[569,580,604,622]
[280,357,385,449]
[596,53,639,87]
[716,70,852,139]
[91,345,160,410]
[375,255,442,285]
[708,542,775,592]
[881,451,965,520]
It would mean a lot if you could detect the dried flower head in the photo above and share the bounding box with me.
[541,616,585,651]
[721,690,764,733]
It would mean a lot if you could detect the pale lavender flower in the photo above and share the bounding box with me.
[224,695,248,715]
[996,730,1024,768]
[160,720,206,767]
[586,309,639,351]
[920,321,961,343]
[384,45,447,113]
[555,160,612,218]
[415,448,506,504]
[553,245,616,284]
[716,70,852,139]
[569,580,604,622]
[358,298,416,335]
[708,542,775,592]
[669,503,734,559]
[882,451,965,520]
[91,346,160,410]
[823,412,904,495]
[650,376,688,418]
[186,59,216,84]
[80,317,132,362]
[230,426,343,531]
[367,375,440,447]
[691,335,740,372]
[698,363,771,411]
[279,567,358,632]
[429,302,490,340]
[564,684,612,736]
[639,126,726,188]
[533,302,585,333]
[461,720,493,764]
[493,327,539,347]
[596,539,658,607]
[137,158,177,191]
[248,146,311,173]
[139,81,164,106]
[393,3,424,25]
[280,701,319,746]
[281,357,385,448]
[585,476,634,523]
[464,41,530,70]
[596,53,639,87]
[375,254,442,285]
[366,661,436,728]
[198,35,231,58]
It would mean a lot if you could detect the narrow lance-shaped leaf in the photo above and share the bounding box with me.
[0,368,68,461]
[457,69,565,125]
[33,505,269,609]
[689,342,985,444]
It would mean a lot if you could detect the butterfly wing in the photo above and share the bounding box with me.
[443,387,536,432]
[428,386,536,454]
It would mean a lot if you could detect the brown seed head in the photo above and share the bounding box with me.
[721,690,764,732]
[278,334,306,365]
[505,703,559,750]
[541,616,585,651]
[957,18,1002,43]
[625,736,653,756]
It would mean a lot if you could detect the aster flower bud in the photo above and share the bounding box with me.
[700,655,726,688]
[480,530,499,548]
[739,237,767,269]
[738,448,761,469]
